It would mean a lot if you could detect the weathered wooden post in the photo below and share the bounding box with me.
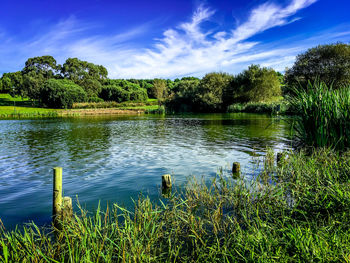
[162,174,172,189]
[53,167,73,227]
[62,197,73,220]
[53,167,63,222]
[232,162,241,178]
[162,174,172,197]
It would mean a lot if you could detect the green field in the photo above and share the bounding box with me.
[0,94,160,117]
[0,94,58,117]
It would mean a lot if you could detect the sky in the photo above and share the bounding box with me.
[0,0,349,79]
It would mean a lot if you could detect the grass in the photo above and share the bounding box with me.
[72,99,158,109]
[287,82,350,151]
[0,93,59,117]
[227,101,289,114]
[0,94,160,118]
[1,149,349,262]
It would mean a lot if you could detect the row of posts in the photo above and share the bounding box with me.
[52,152,286,224]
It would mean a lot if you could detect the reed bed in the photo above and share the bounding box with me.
[288,82,350,151]
[1,149,349,262]
[227,101,289,114]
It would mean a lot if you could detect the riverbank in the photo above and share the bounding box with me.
[1,149,349,262]
[0,94,160,118]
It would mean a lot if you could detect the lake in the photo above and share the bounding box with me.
[0,113,291,229]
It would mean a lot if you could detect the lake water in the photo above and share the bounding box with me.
[0,113,291,229]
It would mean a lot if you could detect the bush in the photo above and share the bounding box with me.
[288,82,350,151]
[129,88,148,102]
[99,85,130,102]
[40,79,87,108]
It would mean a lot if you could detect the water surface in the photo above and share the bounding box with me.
[0,113,291,229]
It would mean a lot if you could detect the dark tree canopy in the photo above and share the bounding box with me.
[285,43,350,90]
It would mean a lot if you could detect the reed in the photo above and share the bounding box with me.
[1,149,349,262]
[288,82,350,151]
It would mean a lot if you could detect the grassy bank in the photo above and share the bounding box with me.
[0,94,160,118]
[1,149,349,262]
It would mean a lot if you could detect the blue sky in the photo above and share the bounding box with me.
[0,0,349,79]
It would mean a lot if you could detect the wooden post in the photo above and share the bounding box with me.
[162,174,172,189]
[62,197,73,220]
[232,162,240,177]
[53,167,62,221]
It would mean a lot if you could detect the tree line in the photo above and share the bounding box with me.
[0,43,349,110]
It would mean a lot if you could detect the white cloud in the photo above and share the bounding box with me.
[2,0,349,78]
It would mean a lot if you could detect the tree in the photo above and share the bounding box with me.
[165,79,200,112]
[40,79,87,108]
[152,79,167,105]
[285,43,350,91]
[62,58,108,97]
[197,72,233,112]
[0,72,23,97]
[22,55,58,79]
[233,65,281,102]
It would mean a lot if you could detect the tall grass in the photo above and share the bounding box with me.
[227,101,289,114]
[288,82,350,151]
[1,150,349,262]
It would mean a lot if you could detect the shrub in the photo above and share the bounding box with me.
[129,88,148,102]
[40,79,87,108]
[99,85,130,102]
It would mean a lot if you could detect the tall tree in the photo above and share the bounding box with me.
[22,55,58,79]
[233,65,281,102]
[62,58,108,97]
[285,43,350,91]
[197,72,233,112]
[152,79,167,105]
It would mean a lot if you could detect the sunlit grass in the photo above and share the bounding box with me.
[287,82,350,151]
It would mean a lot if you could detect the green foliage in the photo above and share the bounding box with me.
[129,87,148,101]
[0,72,23,96]
[285,43,350,92]
[233,64,282,103]
[197,72,233,112]
[165,79,200,112]
[99,85,130,102]
[62,57,108,97]
[40,79,87,108]
[62,58,107,82]
[152,79,167,104]
[227,101,288,114]
[288,82,350,151]
[1,150,349,262]
[22,55,58,79]
[22,71,45,101]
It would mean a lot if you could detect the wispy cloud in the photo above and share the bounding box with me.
[1,0,349,78]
